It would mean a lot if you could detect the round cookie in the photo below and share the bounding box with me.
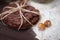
[1,1,40,30]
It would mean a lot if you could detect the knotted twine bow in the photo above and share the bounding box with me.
[0,0,39,30]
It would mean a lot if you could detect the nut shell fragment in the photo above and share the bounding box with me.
[44,20,51,27]
[38,23,46,31]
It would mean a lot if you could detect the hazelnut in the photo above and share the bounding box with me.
[44,20,51,27]
[38,23,46,31]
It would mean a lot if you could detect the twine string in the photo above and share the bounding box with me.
[0,0,39,30]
